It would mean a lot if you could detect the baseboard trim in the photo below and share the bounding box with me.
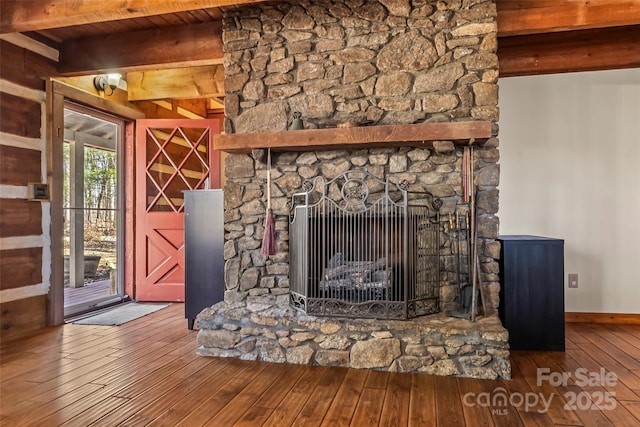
[565,312,640,324]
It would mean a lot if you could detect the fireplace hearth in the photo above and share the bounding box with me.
[289,170,441,319]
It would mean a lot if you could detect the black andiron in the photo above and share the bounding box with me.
[288,170,442,320]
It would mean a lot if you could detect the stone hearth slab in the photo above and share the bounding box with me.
[196,302,510,379]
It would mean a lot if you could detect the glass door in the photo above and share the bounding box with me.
[63,104,126,317]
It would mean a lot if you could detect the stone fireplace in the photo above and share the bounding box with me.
[197,0,510,379]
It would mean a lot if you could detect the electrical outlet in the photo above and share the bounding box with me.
[568,273,579,288]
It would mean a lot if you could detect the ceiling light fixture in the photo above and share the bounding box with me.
[94,73,122,96]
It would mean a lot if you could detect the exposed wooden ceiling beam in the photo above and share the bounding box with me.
[4,0,636,37]
[498,25,640,77]
[52,81,145,120]
[54,75,129,103]
[58,22,223,75]
[127,65,225,101]
[497,0,640,37]
[0,0,272,34]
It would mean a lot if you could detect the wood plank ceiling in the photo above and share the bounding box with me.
[1,0,639,116]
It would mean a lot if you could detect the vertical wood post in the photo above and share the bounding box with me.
[69,139,85,288]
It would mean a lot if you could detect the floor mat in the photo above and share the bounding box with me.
[72,302,169,326]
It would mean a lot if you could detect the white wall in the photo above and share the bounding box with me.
[498,69,640,314]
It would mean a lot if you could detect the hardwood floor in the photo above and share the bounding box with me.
[1,303,639,426]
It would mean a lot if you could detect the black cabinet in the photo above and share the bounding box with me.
[498,235,565,351]
[184,190,224,329]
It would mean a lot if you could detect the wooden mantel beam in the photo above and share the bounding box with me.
[0,0,272,34]
[59,22,223,75]
[215,121,493,153]
[497,0,640,37]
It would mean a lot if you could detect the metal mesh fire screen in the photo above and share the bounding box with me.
[289,170,442,320]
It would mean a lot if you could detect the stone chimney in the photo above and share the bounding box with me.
[196,0,509,379]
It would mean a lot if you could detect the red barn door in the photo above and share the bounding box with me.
[135,119,219,301]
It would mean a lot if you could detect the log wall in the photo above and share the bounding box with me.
[0,38,56,339]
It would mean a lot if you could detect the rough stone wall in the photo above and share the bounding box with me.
[221,0,501,314]
[223,0,499,133]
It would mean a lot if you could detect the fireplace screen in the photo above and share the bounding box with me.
[289,170,441,320]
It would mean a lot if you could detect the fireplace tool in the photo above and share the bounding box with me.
[448,210,475,319]
[261,149,276,256]
[470,184,492,320]
[454,213,461,293]
[450,146,486,320]
[469,148,479,321]
[459,213,475,314]
[472,201,493,317]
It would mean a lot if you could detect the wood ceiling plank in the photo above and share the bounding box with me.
[127,65,225,101]
[0,0,273,34]
[497,0,640,37]
[498,25,640,77]
[140,100,209,119]
[58,21,223,75]
[133,101,197,120]
[176,99,209,118]
[186,9,219,23]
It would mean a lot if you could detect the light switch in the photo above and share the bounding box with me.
[28,183,50,201]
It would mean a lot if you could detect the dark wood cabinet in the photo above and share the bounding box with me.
[498,235,565,351]
[184,190,224,329]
